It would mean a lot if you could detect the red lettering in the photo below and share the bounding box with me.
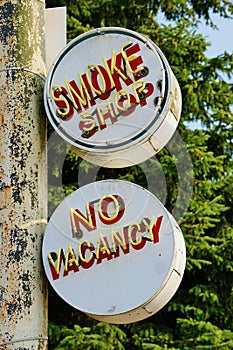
[117,93,137,116]
[138,82,154,107]
[79,113,97,134]
[96,247,113,265]
[125,43,143,72]
[96,103,117,130]
[152,216,163,243]
[113,228,130,258]
[107,53,133,91]
[91,65,112,100]
[66,78,96,113]
[79,242,96,269]
[130,225,147,251]
[99,195,125,225]
[48,249,65,281]
[70,203,96,235]
[63,257,79,277]
[53,87,74,120]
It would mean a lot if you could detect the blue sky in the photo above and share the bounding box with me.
[157,11,232,58]
[198,13,233,58]
[157,12,233,128]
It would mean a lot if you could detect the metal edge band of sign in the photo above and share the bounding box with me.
[0,337,48,346]
[0,65,46,81]
[45,27,171,150]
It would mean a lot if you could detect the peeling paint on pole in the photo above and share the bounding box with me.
[0,1,47,349]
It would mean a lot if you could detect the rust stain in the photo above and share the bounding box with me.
[3,221,9,238]
[1,186,12,207]
[1,113,4,125]
[1,154,5,163]
[4,220,8,230]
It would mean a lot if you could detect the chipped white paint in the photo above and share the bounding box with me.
[0,1,47,349]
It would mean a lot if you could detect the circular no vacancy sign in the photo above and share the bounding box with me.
[44,27,182,168]
[42,180,186,324]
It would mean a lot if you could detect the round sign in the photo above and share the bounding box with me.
[44,27,182,168]
[42,180,186,323]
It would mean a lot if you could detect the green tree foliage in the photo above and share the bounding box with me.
[49,322,127,349]
[46,0,233,349]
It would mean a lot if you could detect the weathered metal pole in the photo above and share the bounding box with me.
[0,0,47,349]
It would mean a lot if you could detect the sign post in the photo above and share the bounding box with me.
[0,1,47,348]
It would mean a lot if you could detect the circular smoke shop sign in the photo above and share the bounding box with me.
[44,27,182,168]
[42,180,186,323]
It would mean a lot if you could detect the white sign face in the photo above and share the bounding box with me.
[44,27,182,168]
[42,180,186,324]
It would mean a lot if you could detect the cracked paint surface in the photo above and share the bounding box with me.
[0,1,47,349]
